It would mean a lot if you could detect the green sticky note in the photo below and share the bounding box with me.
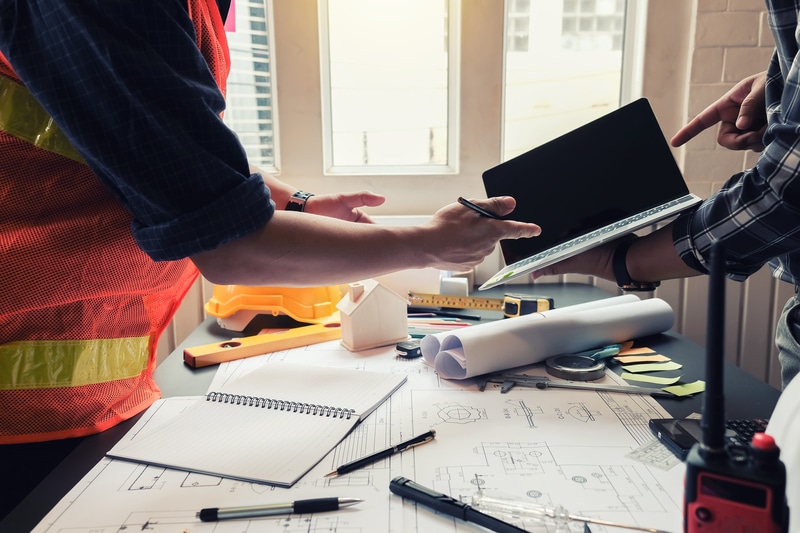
[663,380,706,397]
[620,372,682,385]
[622,361,683,373]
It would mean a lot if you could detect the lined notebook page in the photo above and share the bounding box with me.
[107,362,406,486]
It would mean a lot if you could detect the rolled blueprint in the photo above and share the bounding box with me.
[420,294,674,380]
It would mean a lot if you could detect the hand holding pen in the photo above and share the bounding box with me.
[458,196,503,219]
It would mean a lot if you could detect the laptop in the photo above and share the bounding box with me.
[479,98,702,291]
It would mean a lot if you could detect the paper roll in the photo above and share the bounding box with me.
[420,294,674,380]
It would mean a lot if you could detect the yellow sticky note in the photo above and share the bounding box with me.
[622,361,683,373]
[620,373,682,385]
[614,354,671,364]
[663,380,706,397]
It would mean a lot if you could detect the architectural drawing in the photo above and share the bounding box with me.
[32,340,685,533]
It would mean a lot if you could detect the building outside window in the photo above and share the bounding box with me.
[503,0,628,160]
[222,1,637,176]
[223,0,278,172]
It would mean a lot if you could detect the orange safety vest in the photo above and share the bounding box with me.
[0,0,230,444]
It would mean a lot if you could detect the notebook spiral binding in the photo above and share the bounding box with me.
[206,391,355,419]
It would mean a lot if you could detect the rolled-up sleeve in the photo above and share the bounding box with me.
[0,0,274,261]
[673,47,800,283]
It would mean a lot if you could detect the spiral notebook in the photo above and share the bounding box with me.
[107,362,407,486]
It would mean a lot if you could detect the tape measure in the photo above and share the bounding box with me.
[407,292,554,318]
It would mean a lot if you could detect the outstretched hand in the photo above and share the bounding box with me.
[422,196,541,271]
[670,71,767,152]
[305,191,386,223]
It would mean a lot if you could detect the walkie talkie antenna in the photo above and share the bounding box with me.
[700,240,726,457]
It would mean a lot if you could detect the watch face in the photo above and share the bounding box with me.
[286,191,313,212]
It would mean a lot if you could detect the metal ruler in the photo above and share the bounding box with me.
[478,372,675,397]
[407,292,553,317]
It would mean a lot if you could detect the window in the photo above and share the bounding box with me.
[318,0,459,174]
[506,0,531,53]
[221,2,644,215]
[502,0,639,161]
[561,0,625,52]
[223,0,279,172]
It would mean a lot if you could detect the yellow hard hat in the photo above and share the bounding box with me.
[205,285,344,332]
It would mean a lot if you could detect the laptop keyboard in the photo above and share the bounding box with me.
[508,195,694,270]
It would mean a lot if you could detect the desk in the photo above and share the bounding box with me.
[2,283,782,532]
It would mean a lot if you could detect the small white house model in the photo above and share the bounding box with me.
[336,279,408,351]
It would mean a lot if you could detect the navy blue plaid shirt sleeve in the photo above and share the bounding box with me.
[673,0,800,286]
[0,0,274,261]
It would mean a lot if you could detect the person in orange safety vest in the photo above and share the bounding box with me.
[0,0,540,521]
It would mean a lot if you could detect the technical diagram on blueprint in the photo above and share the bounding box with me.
[32,340,685,533]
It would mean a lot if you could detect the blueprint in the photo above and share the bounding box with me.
[32,340,685,532]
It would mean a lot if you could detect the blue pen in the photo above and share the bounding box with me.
[588,344,623,361]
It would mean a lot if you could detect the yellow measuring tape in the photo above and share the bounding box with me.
[407,292,553,318]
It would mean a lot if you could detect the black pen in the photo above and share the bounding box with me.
[197,497,363,521]
[325,429,436,477]
[389,477,526,533]
[457,196,502,219]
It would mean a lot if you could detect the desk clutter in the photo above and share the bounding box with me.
[33,284,699,532]
[420,293,675,380]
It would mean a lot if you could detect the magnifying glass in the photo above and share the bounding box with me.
[545,354,606,381]
[545,342,628,381]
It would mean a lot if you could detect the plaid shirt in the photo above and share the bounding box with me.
[0,0,274,261]
[674,0,800,286]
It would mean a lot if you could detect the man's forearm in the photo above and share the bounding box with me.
[625,224,704,283]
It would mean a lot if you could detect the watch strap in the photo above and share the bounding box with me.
[286,190,314,212]
[612,239,660,292]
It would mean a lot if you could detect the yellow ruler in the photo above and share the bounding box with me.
[407,292,553,317]
[184,315,342,368]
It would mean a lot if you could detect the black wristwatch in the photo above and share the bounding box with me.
[612,239,660,292]
[286,190,314,212]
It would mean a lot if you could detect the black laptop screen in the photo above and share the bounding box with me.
[482,98,690,265]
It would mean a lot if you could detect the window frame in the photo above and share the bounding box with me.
[316,0,462,176]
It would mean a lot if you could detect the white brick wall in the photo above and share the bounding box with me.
[664,1,785,388]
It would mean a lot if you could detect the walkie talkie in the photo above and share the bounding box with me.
[683,241,790,531]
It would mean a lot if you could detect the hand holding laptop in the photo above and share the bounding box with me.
[529,236,622,281]
[479,98,701,290]
[531,227,702,291]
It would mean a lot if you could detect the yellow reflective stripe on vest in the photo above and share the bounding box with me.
[0,75,85,163]
[0,337,150,390]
